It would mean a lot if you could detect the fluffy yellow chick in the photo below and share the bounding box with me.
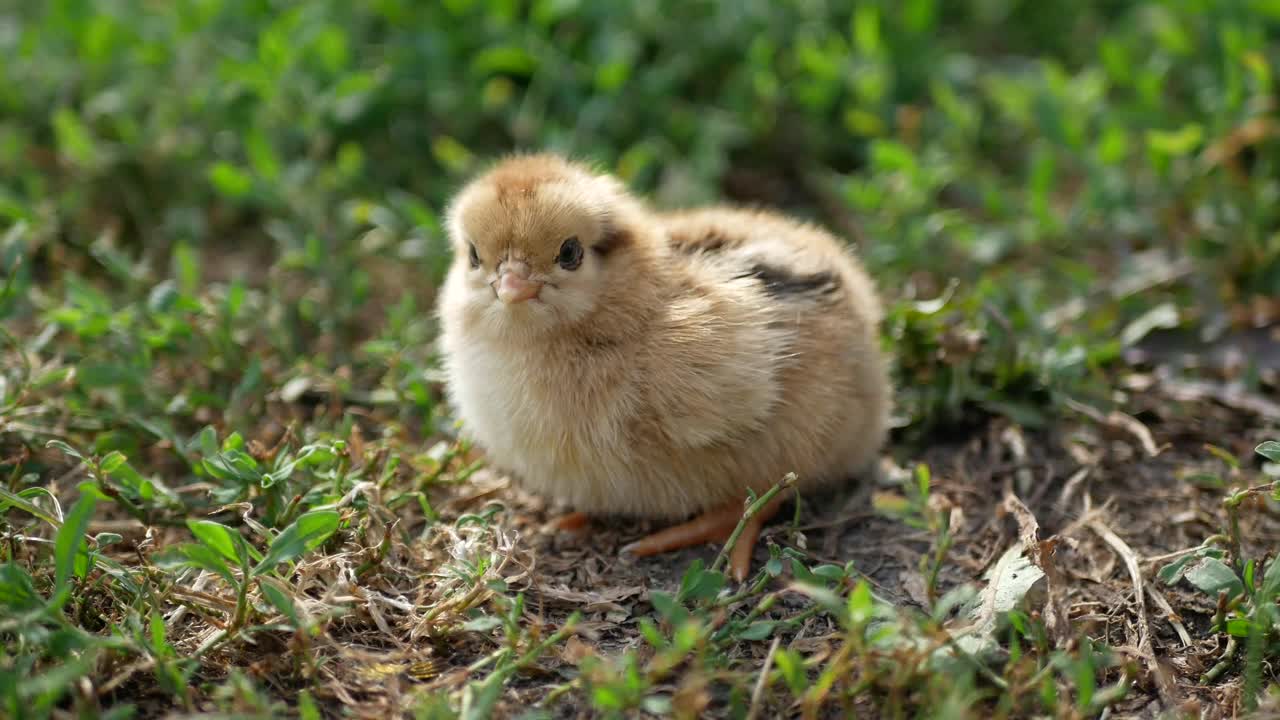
[436,153,891,581]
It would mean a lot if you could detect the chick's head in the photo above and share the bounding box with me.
[445,154,634,333]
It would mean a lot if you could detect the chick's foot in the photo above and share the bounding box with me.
[621,496,785,583]
[549,511,590,532]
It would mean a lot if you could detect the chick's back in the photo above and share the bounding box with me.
[626,207,890,508]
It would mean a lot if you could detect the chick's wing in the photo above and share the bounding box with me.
[637,269,791,449]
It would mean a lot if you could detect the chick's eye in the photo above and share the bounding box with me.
[557,237,583,270]
[468,244,480,268]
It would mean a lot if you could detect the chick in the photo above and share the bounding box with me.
[437,153,891,581]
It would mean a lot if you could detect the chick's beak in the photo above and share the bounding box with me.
[495,263,543,304]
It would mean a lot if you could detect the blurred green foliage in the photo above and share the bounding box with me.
[3,0,1278,434]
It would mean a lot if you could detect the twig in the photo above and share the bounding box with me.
[711,474,796,577]
[1055,467,1091,513]
[540,678,581,708]
[1089,519,1178,707]
[1065,399,1166,457]
[1159,376,1280,422]
[745,636,781,720]
[1147,585,1193,648]
[97,657,155,696]
[1143,543,1221,565]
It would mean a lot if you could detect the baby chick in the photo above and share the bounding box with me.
[437,153,891,581]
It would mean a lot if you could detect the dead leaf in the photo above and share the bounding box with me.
[1002,493,1069,644]
[1089,518,1180,706]
[535,584,644,616]
[560,635,596,664]
[948,545,1046,658]
[1065,398,1166,457]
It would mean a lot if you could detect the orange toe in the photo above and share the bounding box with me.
[621,494,788,582]
[620,502,742,558]
[550,511,590,532]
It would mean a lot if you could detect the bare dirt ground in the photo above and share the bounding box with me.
[258,378,1277,718]
[68,350,1278,719]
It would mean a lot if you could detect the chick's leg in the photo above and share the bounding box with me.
[726,495,785,582]
[621,496,785,582]
[620,503,742,557]
[551,511,590,532]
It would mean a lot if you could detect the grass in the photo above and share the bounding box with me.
[2,0,1280,717]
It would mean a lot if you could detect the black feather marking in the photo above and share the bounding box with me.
[674,230,732,255]
[737,262,841,300]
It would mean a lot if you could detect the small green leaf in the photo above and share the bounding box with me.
[52,108,98,167]
[197,426,219,458]
[258,578,300,625]
[1183,557,1244,600]
[104,457,151,497]
[99,451,127,474]
[1261,556,1280,598]
[869,139,917,173]
[811,564,846,583]
[430,136,474,174]
[54,491,99,601]
[207,162,253,198]
[637,617,666,649]
[245,128,281,181]
[0,563,43,612]
[202,449,260,484]
[789,581,847,617]
[1158,547,1224,585]
[677,561,725,603]
[774,648,808,694]
[790,558,819,586]
[46,439,84,461]
[252,510,341,576]
[738,621,775,641]
[1255,441,1280,464]
[149,610,168,656]
[154,543,238,587]
[172,242,200,296]
[471,45,538,76]
[147,280,179,313]
[186,520,247,566]
[1146,124,1203,157]
[672,618,703,651]
[915,463,931,498]
[1182,472,1224,489]
[298,691,321,720]
[848,579,874,626]
[648,590,686,625]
